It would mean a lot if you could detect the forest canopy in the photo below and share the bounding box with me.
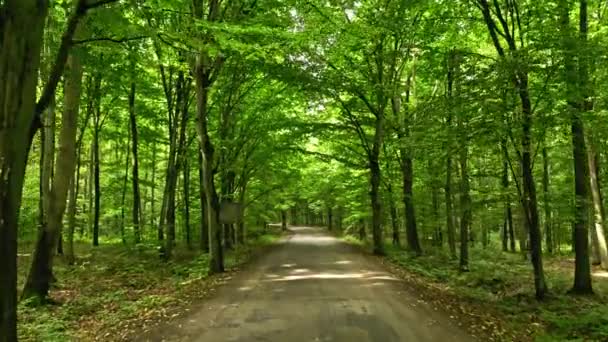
[1,0,608,340]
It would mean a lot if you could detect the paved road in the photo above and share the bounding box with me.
[142,227,473,342]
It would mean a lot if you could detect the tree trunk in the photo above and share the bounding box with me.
[22,52,82,301]
[0,2,49,338]
[151,143,161,242]
[236,179,247,244]
[432,182,442,246]
[370,154,384,255]
[520,80,547,299]
[388,185,400,247]
[221,172,235,250]
[542,146,553,254]
[184,158,191,248]
[459,131,471,272]
[399,78,420,255]
[39,97,55,251]
[520,78,548,299]
[198,150,209,252]
[129,80,143,244]
[38,28,56,255]
[501,140,515,252]
[561,0,592,294]
[570,113,592,293]
[588,140,608,269]
[281,210,288,231]
[165,170,177,257]
[402,156,421,255]
[65,149,80,265]
[193,50,224,274]
[88,140,94,238]
[92,74,102,247]
[120,128,130,244]
[477,0,547,300]
[445,51,457,259]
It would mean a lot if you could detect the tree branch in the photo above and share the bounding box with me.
[72,35,148,45]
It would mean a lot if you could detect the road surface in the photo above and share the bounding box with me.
[141,226,473,342]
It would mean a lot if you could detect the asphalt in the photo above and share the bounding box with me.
[140,226,473,342]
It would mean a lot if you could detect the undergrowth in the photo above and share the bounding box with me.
[377,241,608,341]
[17,227,281,341]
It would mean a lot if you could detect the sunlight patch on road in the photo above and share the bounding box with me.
[368,276,398,281]
[265,274,280,278]
[290,235,337,245]
[266,271,398,282]
[292,268,310,274]
[363,282,388,287]
[335,260,352,265]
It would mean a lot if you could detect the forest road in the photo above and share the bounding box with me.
[139,226,473,342]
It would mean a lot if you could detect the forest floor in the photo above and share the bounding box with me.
[347,236,608,341]
[16,226,282,341]
[136,226,473,342]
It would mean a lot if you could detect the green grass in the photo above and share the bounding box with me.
[369,240,608,341]
[17,226,282,341]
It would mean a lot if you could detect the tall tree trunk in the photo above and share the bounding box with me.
[65,148,81,265]
[158,74,180,258]
[327,207,333,230]
[520,77,548,299]
[183,158,191,248]
[22,52,82,301]
[459,127,471,272]
[477,0,547,300]
[193,44,224,273]
[501,139,515,253]
[400,76,420,255]
[129,80,143,244]
[542,146,553,254]
[0,2,49,338]
[237,181,247,244]
[88,140,94,238]
[93,126,100,246]
[151,142,157,237]
[501,141,509,252]
[388,184,400,246]
[370,147,384,255]
[445,50,457,259]
[38,26,56,254]
[120,128,130,244]
[432,181,442,246]
[92,73,102,247]
[570,114,592,293]
[588,139,608,269]
[560,0,593,294]
[402,157,421,255]
[39,97,55,250]
[198,150,209,252]
[221,172,235,250]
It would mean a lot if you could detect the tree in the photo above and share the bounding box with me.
[473,0,548,300]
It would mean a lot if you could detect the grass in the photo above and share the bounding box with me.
[350,236,608,341]
[17,226,282,341]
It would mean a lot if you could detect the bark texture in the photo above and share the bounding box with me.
[0,2,49,338]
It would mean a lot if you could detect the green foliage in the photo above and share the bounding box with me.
[8,0,608,339]
[17,226,282,340]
